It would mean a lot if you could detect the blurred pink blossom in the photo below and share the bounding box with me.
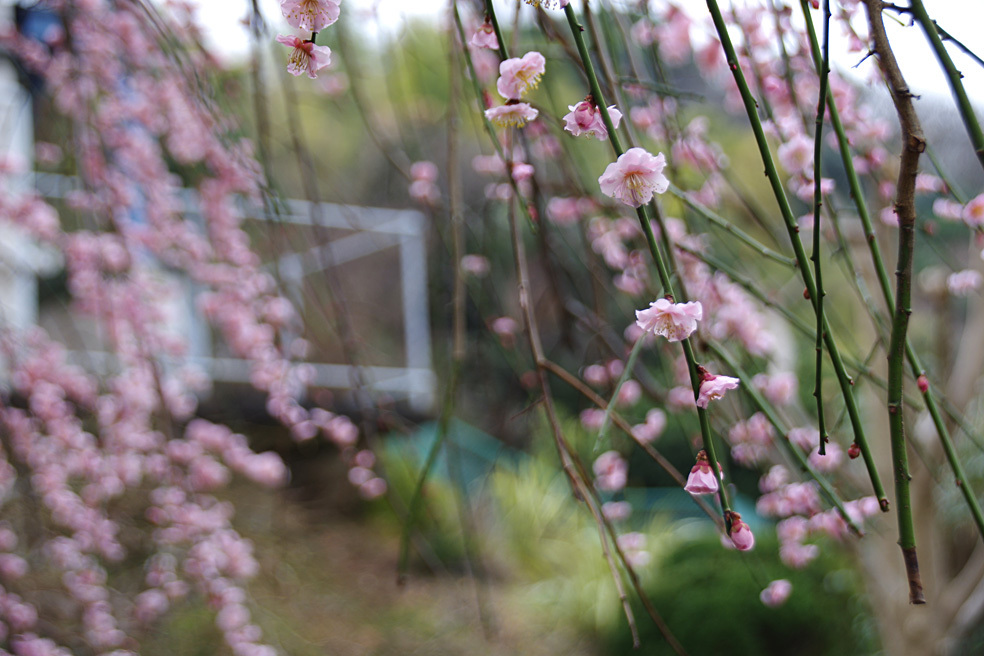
[469,19,498,50]
[760,579,793,607]
[593,451,628,492]
[947,269,982,296]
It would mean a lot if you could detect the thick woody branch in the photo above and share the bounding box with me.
[864,0,926,605]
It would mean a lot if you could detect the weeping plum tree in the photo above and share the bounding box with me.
[0,0,983,655]
[0,1,382,654]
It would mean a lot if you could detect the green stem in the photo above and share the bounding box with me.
[596,335,646,449]
[397,372,457,582]
[667,183,796,267]
[564,2,733,522]
[909,0,984,173]
[483,0,509,61]
[811,0,831,456]
[705,0,888,510]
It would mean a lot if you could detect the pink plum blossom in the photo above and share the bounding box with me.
[696,371,740,408]
[276,35,332,79]
[760,580,793,607]
[616,380,642,407]
[684,450,719,495]
[667,386,697,410]
[635,298,703,341]
[809,441,844,472]
[563,98,622,141]
[632,409,666,443]
[546,196,583,225]
[580,408,606,431]
[915,173,944,194]
[752,372,798,406]
[491,316,520,348]
[602,501,632,522]
[781,541,820,568]
[485,103,538,128]
[947,269,982,296]
[777,134,814,176]
[410,160,439,182]
[964,194,984,227]
[933,198,964,220]
[728,512,755,551]
[460,254,491,277]
[599,148,670,208]
[788,426,818,451]
[593,451,628,492]
[616,532,650,567]
[496,51,546,100]
[359,477,387,499]
[280,0,341,32]
[511,162,535,181]
[409,161,440,204]
[469,19,499,50]
[583,364,609,386]
[606,359,626,378]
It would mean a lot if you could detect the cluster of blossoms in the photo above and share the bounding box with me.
[408,160,441,206]
[0,1,389,652]
[276,0,338,79]
[485,51,545,128]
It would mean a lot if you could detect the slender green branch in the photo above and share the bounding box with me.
[909,0,984,173]
[705,0,888,510]
[483,0,508,61]
[811,0,831,456]
[933,23,984,71]
[596,335,646,449]
[615,76,703,100]
[540,358,724,527]
[667,183,796,267]
[565,2,733,523]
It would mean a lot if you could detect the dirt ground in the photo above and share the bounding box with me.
[217,482,598,656]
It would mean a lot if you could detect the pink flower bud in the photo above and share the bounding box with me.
[728,512,755,551]
[760,579,793,607]
[684,450,720,495]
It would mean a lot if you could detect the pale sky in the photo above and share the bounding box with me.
[191,0,984,102]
